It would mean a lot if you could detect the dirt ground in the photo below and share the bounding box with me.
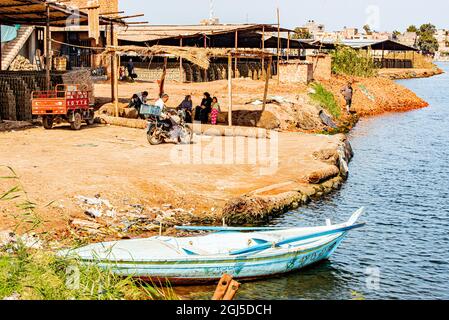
[0,123,342,237]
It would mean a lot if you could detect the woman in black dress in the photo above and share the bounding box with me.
[194,92,213,124]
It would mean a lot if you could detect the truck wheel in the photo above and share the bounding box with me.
[86,111,95,126]
[86,117,95,126]
[42,116,53,130]
[70,112,82,130]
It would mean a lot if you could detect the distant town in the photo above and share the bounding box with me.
[294,20,449,61]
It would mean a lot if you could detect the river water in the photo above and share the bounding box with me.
[183,63,449,300]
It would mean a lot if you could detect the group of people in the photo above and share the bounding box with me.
[129,91,221,125]
[177,92,221,125]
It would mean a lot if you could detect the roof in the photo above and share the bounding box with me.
[117,24,317,50]
[117,24,294,42]
[103,45,274,69]
[315,39,418,51]
[0,0,124,27]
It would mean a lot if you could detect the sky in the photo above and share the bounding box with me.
[119,0,449,32]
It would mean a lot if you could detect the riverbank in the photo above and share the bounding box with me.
[0,71,432,242]
[378,67,444,80]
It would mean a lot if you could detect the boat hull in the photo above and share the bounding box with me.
[83,235,346,285]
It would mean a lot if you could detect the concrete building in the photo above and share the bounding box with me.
[435,29,449,60]
[303,20,326,39]
[397,32,418,48]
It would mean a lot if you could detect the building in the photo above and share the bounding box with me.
[435,29,449,60]
[302,20,326,39]
[50,0,119,70]
[397,32,418,48]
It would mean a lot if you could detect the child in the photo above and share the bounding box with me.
[211,97,221,125]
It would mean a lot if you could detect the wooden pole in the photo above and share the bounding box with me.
[234,30,238,77]
[45,4,51,90]
[110,22,119,116]
[203,34,207,81]
[287,31,290,62]
[159,56,168,97]
[227,54,233,127]
[262,56,272,112]
[277,8,281,85]
[0,24,2,71]
[179,37,183,82]
[261,25,265,80]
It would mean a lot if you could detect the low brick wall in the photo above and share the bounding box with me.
[307,54,332,81]
[279,60,313,84]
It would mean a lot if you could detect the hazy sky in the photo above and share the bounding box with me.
[120,0,448,32]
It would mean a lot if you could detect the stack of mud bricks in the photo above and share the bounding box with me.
[0,71,65,121]
[130,61,269,83]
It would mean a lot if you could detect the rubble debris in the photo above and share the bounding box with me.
[70,196,218,239]
[0,230,43,250]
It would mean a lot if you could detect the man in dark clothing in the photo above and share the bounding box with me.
[194,92,213,124]
[127,59,135,82]
[340,82,354,113]
[128,91,148,118]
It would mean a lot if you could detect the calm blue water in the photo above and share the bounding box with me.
[182,63,449,300]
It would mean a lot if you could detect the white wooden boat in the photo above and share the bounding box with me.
[60,208,365,284]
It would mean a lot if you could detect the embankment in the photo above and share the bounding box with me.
[378,67,443,80]
[322,76,429,116]
[222,134,353,225]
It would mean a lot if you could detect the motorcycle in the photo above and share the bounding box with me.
[146,109,193,145]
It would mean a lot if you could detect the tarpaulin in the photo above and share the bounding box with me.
[1,25,20,43]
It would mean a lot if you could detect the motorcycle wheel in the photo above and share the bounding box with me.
[147,127,163,145]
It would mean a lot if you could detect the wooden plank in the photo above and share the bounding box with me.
[212,274,233,300]
[223,280,240,301]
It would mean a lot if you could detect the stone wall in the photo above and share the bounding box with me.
[279,60,313,84]
[307,54,332,81]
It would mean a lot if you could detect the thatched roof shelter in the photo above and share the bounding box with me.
[102,45,274,70]
[0,0,124,26]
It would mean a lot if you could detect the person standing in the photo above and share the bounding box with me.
[127,58,135,82]
[340,82,354,113]
[210,97,221,125]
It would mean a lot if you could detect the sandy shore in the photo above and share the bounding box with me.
[0,124,350,238]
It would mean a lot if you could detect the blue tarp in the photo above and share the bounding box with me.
[1,25,20,43]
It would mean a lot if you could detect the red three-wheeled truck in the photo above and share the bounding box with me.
[31,84,95,130]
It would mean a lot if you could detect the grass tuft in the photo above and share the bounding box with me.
[0,166,178,300]
[309,83,341,119]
